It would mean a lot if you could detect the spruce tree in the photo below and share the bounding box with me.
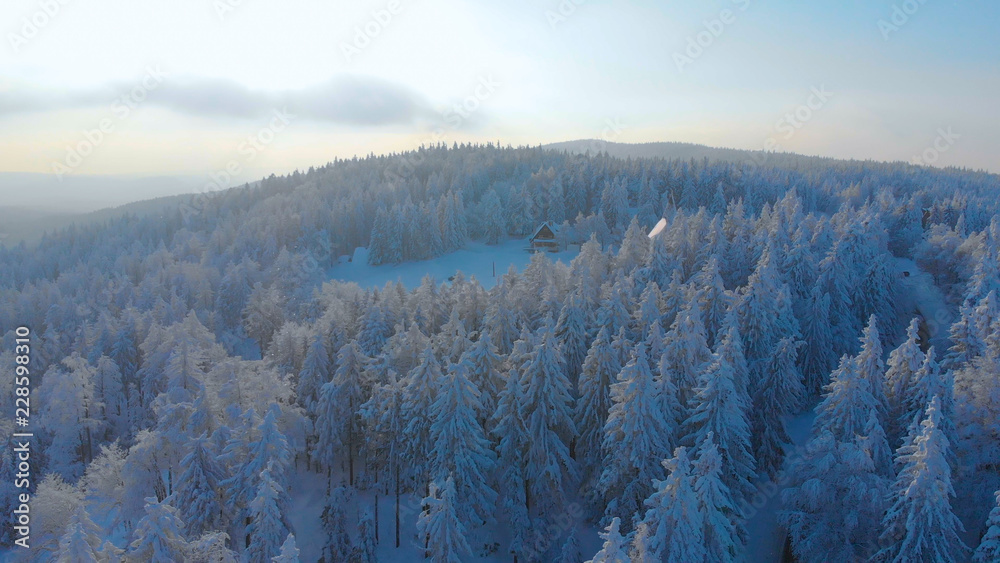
[575,327,621,469]
[416,477,472,563]
[519,325,577,514]
[633,447,706,562]
[597,345,670,528]
[876,396,968,562]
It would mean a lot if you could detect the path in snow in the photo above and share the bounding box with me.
[893,257,953,350]
[743,408,818,563]
[327,239,580,290]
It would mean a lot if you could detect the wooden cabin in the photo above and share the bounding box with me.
[528,222,560,252]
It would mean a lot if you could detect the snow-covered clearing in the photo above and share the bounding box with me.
[327,239,580,290]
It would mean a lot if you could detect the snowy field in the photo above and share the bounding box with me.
[328,238,581,290]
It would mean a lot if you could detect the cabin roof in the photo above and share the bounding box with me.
[529,221,559,241]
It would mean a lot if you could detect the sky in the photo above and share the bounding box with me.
[0,0,997,194]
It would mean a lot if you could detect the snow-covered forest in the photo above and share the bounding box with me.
[2,143,1000,562]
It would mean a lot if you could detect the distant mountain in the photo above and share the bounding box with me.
[543,139,881,169]
[0,174,227,245]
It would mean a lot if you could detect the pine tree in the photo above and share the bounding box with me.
[55,504,102,563]
[684,340,756,508]
[556,291,590,385]
[974,490,1000,563]
[460,332,505,427]
[585,518,629,563]
[519,325,577,513]
[885,318,925,439]
[598,345,670,527]
[798,287,836,397]
[856,315,890,428]
[356,508,377,563]
[556,527,583,563]
[752,337,804,477]
[482,190,506,245]
[575,327,621,469]
[247,463,288,563]
[403,345,442,489]
[813,355,879,443]
[780,431,886,562]
[633,447,706,562]
[359,369,406,547]
[491,371,531,560]
[297,334,330,415]
[416,477,472,563]
[271,534,300,563]
[661,300,711,420]
[128,496,188,562]
[694,433,740,562]
[876,396,968,562]
[429,360,498,527]
[175,434,225,536]
[322,486,354,562]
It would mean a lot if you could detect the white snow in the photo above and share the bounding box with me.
[893,257,953,349]
[328,238,580,290]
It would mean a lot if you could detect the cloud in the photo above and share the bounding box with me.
[0,75,437,126]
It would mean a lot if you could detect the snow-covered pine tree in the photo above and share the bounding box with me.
[693,433,741,561]
[751,336,804,477]
[322,486,354,562]
[556,527,583,563]
[490,370,531,560]
[575,327,621,470]
[692,255,732,346]
[460,331,505,428]
[519,322,577,514]
[683,339,756,508]
[876,396,968,563]
[297,334,330,416]
[128,496,188,562]
[402,345,443,490]
[482,190,506,245]
[661,299,711,421]
[271,533,300,563]
[416,477,472,563]
[885,318,925,440]
[597,344,670,528]
[974,490,1000,563]
[54,504,102,562]
[585,517,630,563]
[855,315,890,428]
[557,290,591,385]
[813,354,879,443]
[246,462,288,563]
[356,508,377,563]
[175,434,226,537]
[633,446,706,562]
[798,286,836,397]
[429,359,498,528]
[780,430,886,562]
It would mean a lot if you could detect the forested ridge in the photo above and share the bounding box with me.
[1,142,999,562]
